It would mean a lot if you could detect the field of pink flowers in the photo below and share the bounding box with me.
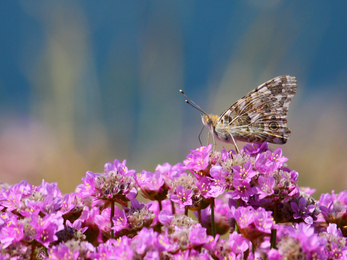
[0,142,346,259]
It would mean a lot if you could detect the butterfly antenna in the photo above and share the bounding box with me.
[179,90,208,115]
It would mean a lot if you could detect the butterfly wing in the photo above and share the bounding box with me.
[216,75,297,144]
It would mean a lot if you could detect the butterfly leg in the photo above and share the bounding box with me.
[228,131,240,154]
[198,126,204,146]
[207,131,217,149]
[212,133,217,149]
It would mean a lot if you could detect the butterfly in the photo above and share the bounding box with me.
[180,75,297,153]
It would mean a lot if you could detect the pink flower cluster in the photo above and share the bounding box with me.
[0,143,346,259]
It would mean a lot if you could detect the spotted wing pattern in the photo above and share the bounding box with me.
[214,75,297,144]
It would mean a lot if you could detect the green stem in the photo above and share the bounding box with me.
[235,199,241,233]
[110,200,115,238]
[211,198,216,238]
[270,228,277,249]
[270,200,278,249]
[235,221,239,233]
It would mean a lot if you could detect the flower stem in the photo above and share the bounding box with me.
[270,228,277,249]
[171,200,176,214]
[159,200,162,211]
[235,199,241,233]
[30,244,37,260]
[270,200,278,249]
[235,221,239,233]
[111,200,115,238]
[211,198,216,238]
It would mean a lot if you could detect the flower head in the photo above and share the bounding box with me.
[291,196,316,224]
[184,144,212,172]
[79,159,137,206]
[170,185,193,209]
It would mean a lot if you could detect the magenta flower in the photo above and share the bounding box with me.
[95,237,134,260]
[220,147,233,161]
[318,190,347,225]
[0,187,22,211]
[268,249,282,260]
[202,233,220,252]
[36,180,62,198]
[240,142,268,155]
[60,193,76,215]
[156,229,180,253]
[253,207,274,233]
[323,224,347,259]
[254,153,270,173]
[257,175,275,199]
[197,176,224,199]
[265,148,288,172]
[79,159,138,206]
[189,226,211,246]
[148,200,184,227]
[66,219,88,234]
[158,209,174,226]
[155,162,187,180]
[95,207,113,233]
[20,199,41,217]
[229,231,250,254]
[136,170,167,201]
[48,243,81,259]
[232,161,257,181]
[31,213,63,247]
[291,197,315,224]
[183,144,212,172]
[131,227,158,256]
[104,159,136,177]
[229,179,256,202]
[124,199,155,232]
[233,206,255,229]
[0,217,23,248]
[41,194,63,215]
[210,163,229,180]
[287,223,327,257]
[170,185,193,208]
[78,171,99,198]
[112,208,128,232]
[48,241,95,260]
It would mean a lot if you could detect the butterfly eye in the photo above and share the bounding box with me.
[270,115,276,120]
[269,122,279,130]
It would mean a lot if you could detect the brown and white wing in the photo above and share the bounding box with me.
[217,75,297,144]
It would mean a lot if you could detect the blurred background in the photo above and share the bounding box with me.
[0,1,346,197]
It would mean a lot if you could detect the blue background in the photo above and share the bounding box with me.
[0,1,346,196]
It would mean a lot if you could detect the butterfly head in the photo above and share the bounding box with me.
[201,114,219,130]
